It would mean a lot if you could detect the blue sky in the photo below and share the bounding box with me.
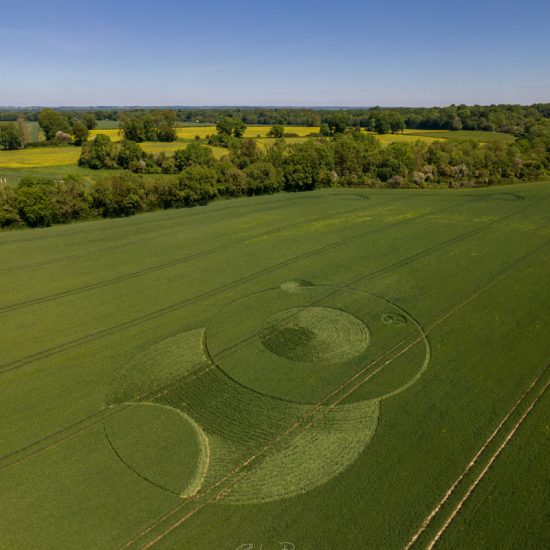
[1,0,549,106]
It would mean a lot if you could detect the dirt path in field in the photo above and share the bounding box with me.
[404,364,550,549]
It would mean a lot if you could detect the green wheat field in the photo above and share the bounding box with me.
[1,183,549,549]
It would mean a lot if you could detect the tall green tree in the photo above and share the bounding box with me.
[119,115,146,142]
[0,122,23,150]
[79,134,116,169]
[156,110,177,142]
[216,117,247,139]
[82,113,98,130]
[38,108,71,141]
[267,125,284,138]
[72,120,89,145]
[173,142,214,171]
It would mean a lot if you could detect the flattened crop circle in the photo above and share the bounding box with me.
[260,306,370,363]
[207,285,430,404]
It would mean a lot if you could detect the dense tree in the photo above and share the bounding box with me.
[229,138,260,169]
[48,175,91,223]
[117,140,146,169]
[283,140,334,191]
[173,142,214,171]
[322,112,350,135]
[216,160,248,197]
[119,111,177,142]
[71,120,89,145]
[320,123,331,137]
[0,122,23,150]
[14,175,90,226]
[156,110,177,142]
[79,134,116,169]
[0,181,22,227]
[91,174,145,217]
[388,111,406,134]
[82,113,98,130]
[38,108,71,141]
[119,115,146,142]
[267,125,284,138]
[245,161,283,195]
[216,117,247,139]
[177,166,219,206]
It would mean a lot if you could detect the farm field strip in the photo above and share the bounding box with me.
[0,199,384,312]
[0,194,476,465]
[0,202,462,466]
[1,192,545,472]
[0,186,525,251]
[0,185,352,250]
[0,405,131,471]
[0,146,80,168]
[1,201,548,490]
[0,184,548,549]
[0,195,465,375]
[402,129,517,143]
[124,237,550,549]
[130,236,548,545]
[0,194,375,277]
[18,201,548,544]
[418,366,550,549]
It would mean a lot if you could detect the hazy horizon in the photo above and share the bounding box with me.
[1,101,549,110]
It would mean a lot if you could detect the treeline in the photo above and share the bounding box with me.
[1,103,549,134]
[0,109,97,150]
[2,123,549,230]
[0,109,180,150]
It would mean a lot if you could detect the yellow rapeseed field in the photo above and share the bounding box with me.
[91,126,318,142]
[176,127,215,139]
[0,147,81,168]
[176,125,319,139]
[0,143,228,169]
[244,125,320,137]
[141,142,227,159]
[0,128,445,170]
[89,129,123,141]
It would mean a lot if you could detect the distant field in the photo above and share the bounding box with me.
[89,126,320,142]
[0,146,80,168]
[95,120,120,130]
[141,142,228,159]
[0,127,517,179]
[365,132,446,145]
[89,129,122,141]
[175,125,320,140]
[14,120,517,146]
[0,142,228,175]
[245,125,320,138]
[255,136,311,149]
[0,184,548,548]
[0,165,103,187]
[403,129,517,143]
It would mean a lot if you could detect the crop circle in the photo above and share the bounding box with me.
[207,285,430,404]
[260,306,370,363]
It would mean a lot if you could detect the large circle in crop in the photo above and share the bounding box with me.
[260,306,370,363]
[207,284,430,404]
